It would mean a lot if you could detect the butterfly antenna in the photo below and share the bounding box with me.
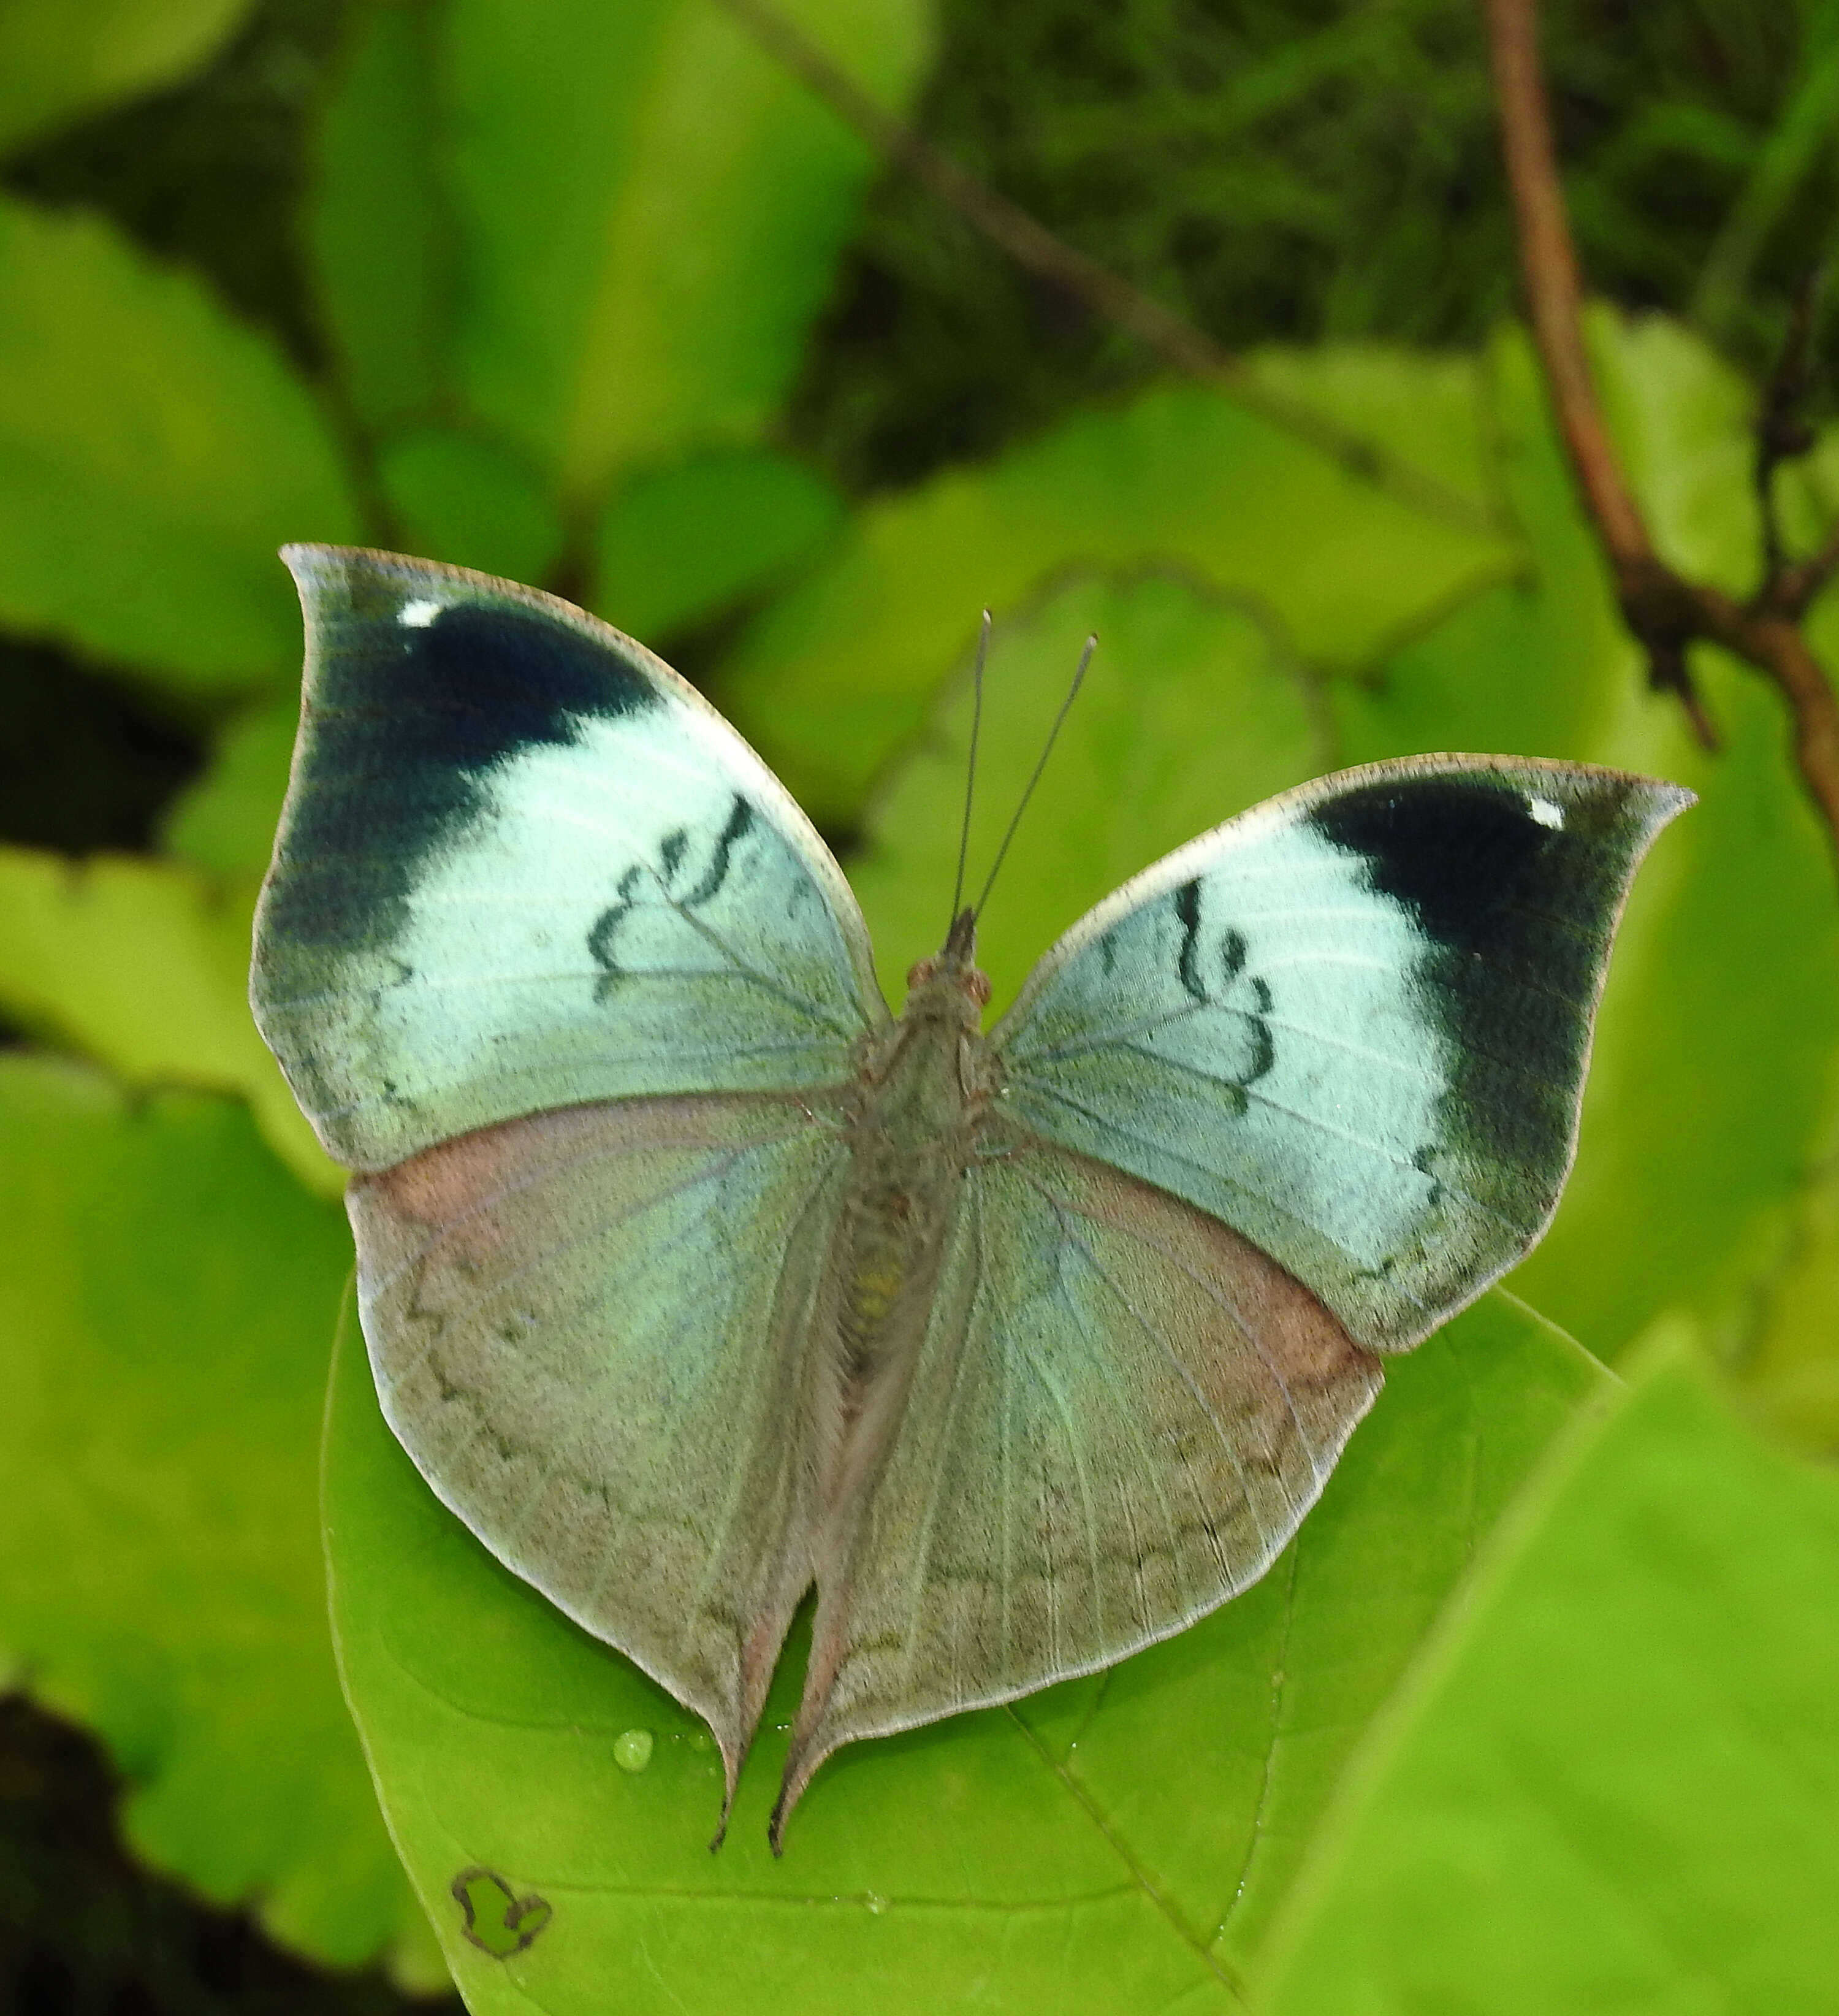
[972,632,1096,920]
[948,611,992,931]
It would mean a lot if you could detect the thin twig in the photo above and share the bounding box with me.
[713,0,1501,533]
[1486,0,1653,572]
[1485,0,1839,858]
[1754,265,1822,584]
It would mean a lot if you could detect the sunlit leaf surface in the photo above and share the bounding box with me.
[446,0,933,506]
[0,845,337,1194]
[1258,1330,1839,2014]
[0,1057,438,1982]
[0,197,360,693]
[719,378,1515,820]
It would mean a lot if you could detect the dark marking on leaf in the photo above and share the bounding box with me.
[451,1866,552,1958]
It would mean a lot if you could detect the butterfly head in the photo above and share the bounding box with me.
[903,907,991,1023]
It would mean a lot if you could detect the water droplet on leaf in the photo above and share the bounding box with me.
[614,1727,654,1773]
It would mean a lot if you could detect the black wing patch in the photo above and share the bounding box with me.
[268,557,662,960]
[1309,769,1653,1199]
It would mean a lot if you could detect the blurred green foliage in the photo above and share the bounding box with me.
[0,0,1837,2008]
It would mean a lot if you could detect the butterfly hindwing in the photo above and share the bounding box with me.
[775,1123,1380,1821]
[991,757,1692,1350]
[349,1089,856,1798]
[252,546,883,1170]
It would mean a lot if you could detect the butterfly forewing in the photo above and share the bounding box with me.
[252,547,884,1171]
[991,756,1692,1351]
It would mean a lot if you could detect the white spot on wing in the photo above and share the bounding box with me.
[398,598,444,628]
[1527,794,1565,830]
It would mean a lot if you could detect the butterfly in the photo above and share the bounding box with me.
[252,545,1691,1850]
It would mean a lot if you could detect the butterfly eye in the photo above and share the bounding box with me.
[905,956,938,990]
[968,970,992,1007]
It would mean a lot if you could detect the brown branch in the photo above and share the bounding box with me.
[1486,0,1653,571]
[1485,0,1839,860]
[712,0,1501,533]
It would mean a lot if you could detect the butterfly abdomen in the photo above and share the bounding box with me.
[833,1157,966,1375]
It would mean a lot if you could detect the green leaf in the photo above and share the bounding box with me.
[590,446,843,640]
[0,845,338,1195]
[446,0,934,507]
[1256,1327,1839,2013]
[1244,344,1500,520]
[159,698,299,879]
[302,0,452,441]
[1738,1095,1839,1455]
[326,1285,1602,2010]
[0,0,254,158]
[1588,307,1762,597]
[0,196,362,693]
[0,1055,438,1983]
[718,378,1517,822]
[850,570,1327,1013]
[377,431,566,587]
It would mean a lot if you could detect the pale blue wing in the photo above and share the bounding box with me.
[252,547,884,1171]
[989,756,1692,1351]
[779,1127,1378,1814]
[349,1089,853,1792]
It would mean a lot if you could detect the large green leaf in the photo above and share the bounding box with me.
[446,0,934,509]
[1738,1091,1839,1455]
[326,1285,1601,2012]
[0,1055,438,1984]
[376,430,567,588]
[158,698,300,879]
[1243,343,1500,519]
[0,845,338,1194]
[1256,1328,1839,2013]
[849,569,1327,1012]
[589,445,843,640]
[0,0,254,158]
[0,196,362,693]
[302,0,452,443]
[718,377,1517,822]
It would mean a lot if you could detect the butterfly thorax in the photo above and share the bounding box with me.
[829,936,997,1400]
